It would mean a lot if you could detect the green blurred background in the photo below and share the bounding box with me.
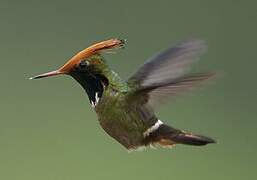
[0,0,256,179]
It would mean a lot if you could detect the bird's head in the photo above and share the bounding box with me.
[30,38,125,107]
[30,38,125,80]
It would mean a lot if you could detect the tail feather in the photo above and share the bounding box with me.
[143,123,215,147]
[171,132,216,146]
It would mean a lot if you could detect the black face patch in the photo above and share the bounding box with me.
[70,68,109,107]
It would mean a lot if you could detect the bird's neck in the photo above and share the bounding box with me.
[102,68,128,92]
[70,66,128,107]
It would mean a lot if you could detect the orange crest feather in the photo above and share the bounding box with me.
[59,39,124,73]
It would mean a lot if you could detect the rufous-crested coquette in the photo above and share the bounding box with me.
[30,38,216,151]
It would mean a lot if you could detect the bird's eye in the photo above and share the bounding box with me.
[79,61,89,68]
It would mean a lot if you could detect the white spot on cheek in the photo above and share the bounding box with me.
[143,120,163,137]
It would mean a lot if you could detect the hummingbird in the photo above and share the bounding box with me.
[30,38,216,150]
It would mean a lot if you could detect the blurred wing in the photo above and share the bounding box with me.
[128,39,207,88]
[142,73,214,107]
[127,39,212,107]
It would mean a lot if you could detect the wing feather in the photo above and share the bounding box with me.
[128,39,207,88]
[144,73,214,107]
[127,39,213,108]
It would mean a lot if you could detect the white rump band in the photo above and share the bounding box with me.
[143,120,163,137]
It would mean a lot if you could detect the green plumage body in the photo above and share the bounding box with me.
[71,57,156,149]
[95,71,156,149]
